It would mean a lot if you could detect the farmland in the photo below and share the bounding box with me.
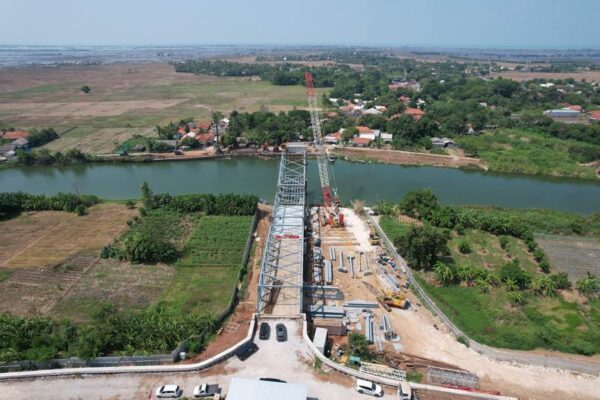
[0,63,327,154]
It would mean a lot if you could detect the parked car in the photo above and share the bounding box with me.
[259,322,270,340]
[155,385,183,398]
[193,383,220,398]
[276,323,287,342]
[397,381,412,400]
[235,341,259,361]
[355,379,383,397]
[259,377,287,383]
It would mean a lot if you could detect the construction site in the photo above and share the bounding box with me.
[250,72,503,398]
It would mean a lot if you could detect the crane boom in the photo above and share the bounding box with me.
[305,72,334,207]
[305,72,343,226]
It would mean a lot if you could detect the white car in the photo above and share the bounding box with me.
[397,381,412,400]
[355,379,383,397]
[155,384,182,398]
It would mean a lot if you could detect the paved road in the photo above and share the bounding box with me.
[2,320,398,400]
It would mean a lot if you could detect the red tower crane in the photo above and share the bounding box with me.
[305,71,344,226]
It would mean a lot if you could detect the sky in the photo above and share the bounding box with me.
[0,0,599,48]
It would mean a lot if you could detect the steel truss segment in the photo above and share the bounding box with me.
[257,151,306,315]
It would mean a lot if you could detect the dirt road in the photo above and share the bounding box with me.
[335,147,487,170]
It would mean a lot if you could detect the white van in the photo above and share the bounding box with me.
[355,379,383,397]
[397,381,412,400]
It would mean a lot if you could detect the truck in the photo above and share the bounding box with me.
[397,381,412,400]
[193,383,220,398]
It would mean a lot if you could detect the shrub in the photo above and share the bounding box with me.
[457,335,470,347]
[125,200,136,209]
[499,236,509,249]
[508,291,526,306]
[457,240,471,254]
[550,272,571,290]
[433,262,456,286]
[539,259,551,273]
[123,232,177,263]
[533,248,545,262]
[575,272,600,298]
[500,260,531,290]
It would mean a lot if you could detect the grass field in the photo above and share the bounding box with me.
[158,215,253,315]
[457,129,599,179]
[381,214,600,355]
[0,63,327,154]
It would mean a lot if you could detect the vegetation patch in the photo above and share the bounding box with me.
[380,190,600,355]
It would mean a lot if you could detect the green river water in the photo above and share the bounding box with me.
[0,158,599,214]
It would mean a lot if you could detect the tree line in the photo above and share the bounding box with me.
[0,192,99,218]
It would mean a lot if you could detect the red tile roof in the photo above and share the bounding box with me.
[399,95,411,103]
[197,133,214,144]
[1,130,30,140]
[197,121,212,131]
[589,110,600,120]
[327,131,342,140]
[356,126,372,133]
[403,107,425,120]
[567,105,582,111]
[352,137,371,145]
[326,111,338,118]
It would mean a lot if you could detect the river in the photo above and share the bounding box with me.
[0,158,599,214]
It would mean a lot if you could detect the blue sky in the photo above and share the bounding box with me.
[0,0,599,48]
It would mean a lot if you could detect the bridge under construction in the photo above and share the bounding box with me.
[256,146,306,317]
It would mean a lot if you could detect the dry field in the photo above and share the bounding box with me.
[535,233,600,280]
[0,63,326,153]
[0,203,136,316]
[50,259,175,322]
[0,203,134,269]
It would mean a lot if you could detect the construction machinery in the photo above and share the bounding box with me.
[379,291,408,309]
[305,71,344,227]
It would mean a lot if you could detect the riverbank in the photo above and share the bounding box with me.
[333,146,488,171]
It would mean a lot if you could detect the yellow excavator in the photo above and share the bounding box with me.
[379,291,407,309]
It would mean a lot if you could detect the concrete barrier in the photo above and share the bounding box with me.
[301,315,517,400]
[0,315,257,380]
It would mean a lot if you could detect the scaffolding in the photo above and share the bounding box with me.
[427,366,479,389]
[257,150,307,316]
[359,362,407,382]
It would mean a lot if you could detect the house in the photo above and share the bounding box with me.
[0,130,30,140]
[0,144,14,157]
[197,133,215,147]
[589,110,600,122]
[403,107,425,120]
[539,82,555,88]
[324,131,342,144]
[356,126,373,134]
[361,108,382,115]
[399,95,411,104]
[543,108,581,118]
[11,138,29,149]
[566,105,582,112]
[197,121,212,133]
[380,132,393,142]
[431,137,456,148]
[389,79,421,92]
[351,137,372,147]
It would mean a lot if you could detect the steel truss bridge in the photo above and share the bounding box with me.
[257,148,307,316]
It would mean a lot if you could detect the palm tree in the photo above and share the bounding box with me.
[504,278,518,292]
[434,262,455,286]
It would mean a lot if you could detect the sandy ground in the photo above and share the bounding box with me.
[335,147,487,170]
[1,320,398,400]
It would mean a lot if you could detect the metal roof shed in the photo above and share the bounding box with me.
[226,377,308,400]
[313,327,328,354]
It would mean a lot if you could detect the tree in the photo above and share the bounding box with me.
[398,189,439,219]
[348,332,370,359]
[394,224,450,270]
[81,85,91,94]
[342,126,358,142]
[140,181,155,210]
[180,137,199,149]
